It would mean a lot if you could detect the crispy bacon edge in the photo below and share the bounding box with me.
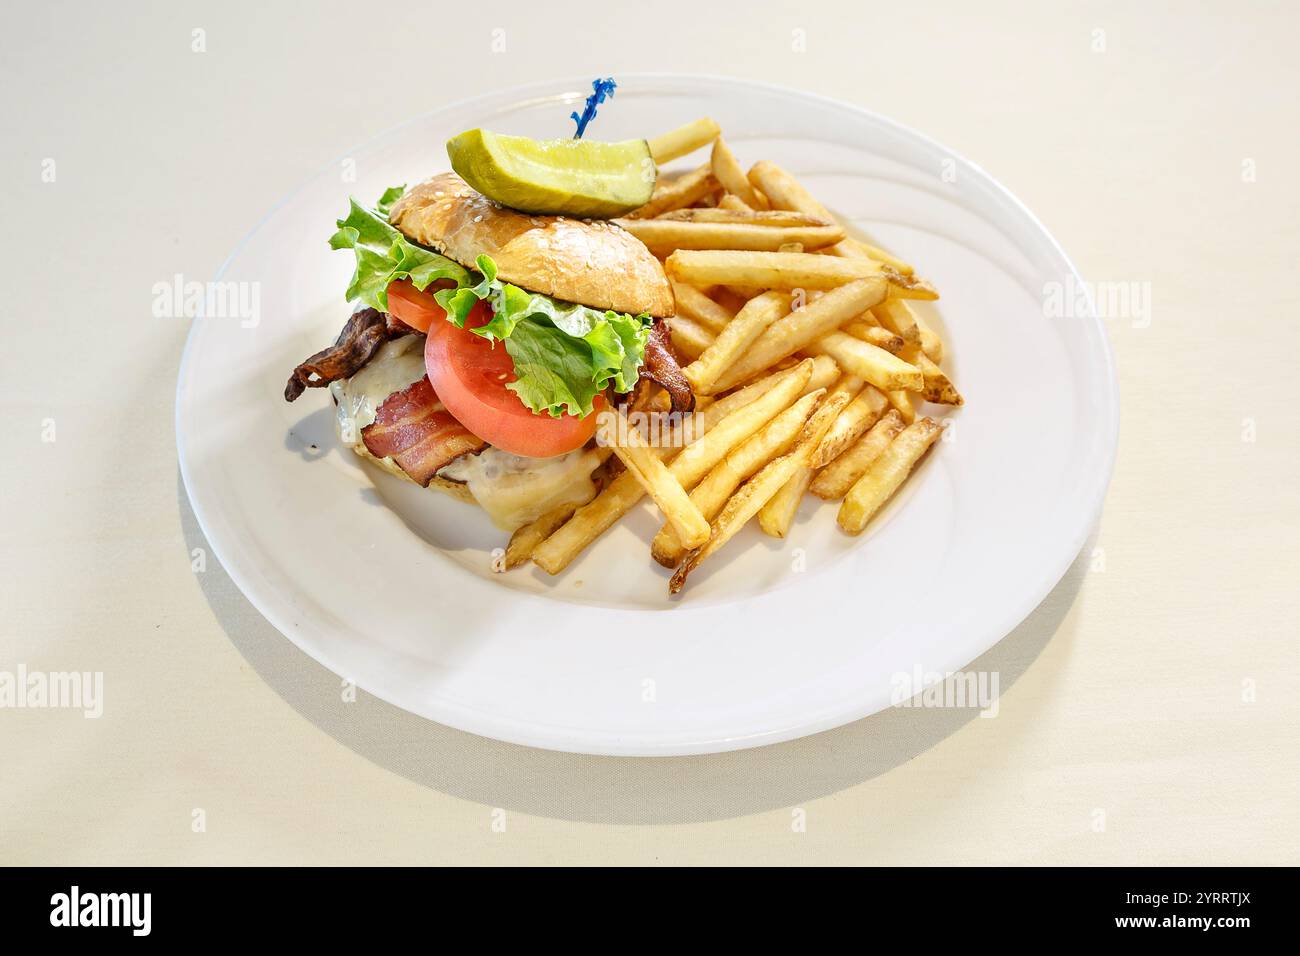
[638,320,695,413]
[361,376,486,486]
[284,308,412,402]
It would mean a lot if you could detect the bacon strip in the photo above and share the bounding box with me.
[285,308,413,402]
[362,376,486,485]
[638,320,695,412]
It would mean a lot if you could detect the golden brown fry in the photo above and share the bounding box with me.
[805,331,925,393]
[684,291,791,395]
[757,466,813,538]
[666,315,715,361]
[667,359,814,489]
[652,389,821,566]
[627,165,719,219]
[746,160,915,275]
[647,117,721,165]
[670,277,733,332]
[670,393,846,593]
[602,410,710,550]
[882,267,939,301]
[532,471,651,575]
[710,137,768,210]
[810,409,905,499]
[614,218,845,254]
[838,417,944,534]
[533,375,789,575]
[844,320,905,354]
[504,502,579,569]
[721,285,764,303]
[829,233,916,277]
[912,310,945,363]
[716,193,753,212]
[703,287,746,315]
[828,373,865,400]
[665,249,882,290]
[670,280,734,333]
[657,208,829,227]
[871,298,922,346]
[909,349,964,406]
[812,384,888,467]
[886,388,916,423]
[710,278,888,391]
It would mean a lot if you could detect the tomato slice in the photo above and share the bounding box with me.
[422,299,602,458]
[387,279,455,333]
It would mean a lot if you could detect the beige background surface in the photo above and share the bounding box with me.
[2,0,1297,864]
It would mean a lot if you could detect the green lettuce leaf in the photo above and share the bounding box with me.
[434,257,652,418]
[331,187,651,419]
[328,189,469,312]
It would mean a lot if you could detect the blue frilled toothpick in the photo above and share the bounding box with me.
[571,77,617,139]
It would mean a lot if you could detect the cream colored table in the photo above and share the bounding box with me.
[2,1,1296,865]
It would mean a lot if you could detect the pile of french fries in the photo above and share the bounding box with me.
[509,118,964,594]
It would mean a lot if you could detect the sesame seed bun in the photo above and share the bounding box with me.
[388,173,674,318]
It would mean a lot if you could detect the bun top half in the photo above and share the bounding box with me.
[388,173,674,317]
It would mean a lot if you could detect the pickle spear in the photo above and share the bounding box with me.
[447,129,656,219]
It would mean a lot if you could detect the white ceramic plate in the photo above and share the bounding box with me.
[176,75,1117,756]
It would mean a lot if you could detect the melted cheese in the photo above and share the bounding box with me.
[328,334,426,439]
[438,446,602,531]
[329,335,600,530]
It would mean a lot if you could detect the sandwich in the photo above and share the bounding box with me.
[285,172,691,532]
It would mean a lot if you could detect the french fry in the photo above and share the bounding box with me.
[716,192,753,212]
[710,278,888,391]
[757,466,813,538]
[838,417,944,534]
[652,389,822,566]
[812,384,888,467]
[710,137,768,210]
[666,315,715,360]
[886,388,916,423]
[805,331,924,393]
[831,235,916,277]
[810,409,905,499]
[648,117,721,165]
[725,352,839,395]
[666,249,882,290]
[504,502,579,569]
[671,280,734,333]
[602,409,710,549]
[615,217,844,254]
[747,160,916,275]
[844,320,905,354]
[881,266,939,300]
[828,373,865,402]
[670,393,845,593]
[534,359,824,574]
[627,165,719,219]
[909,349,964,406]
[707,286,749,314]
[657,208,830,228]
[912,310,945,363]
[533,386,746,575]
[871,298,922,346]
[683,291,791,395]
[667,359,813,488]
[746,376,865,539]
